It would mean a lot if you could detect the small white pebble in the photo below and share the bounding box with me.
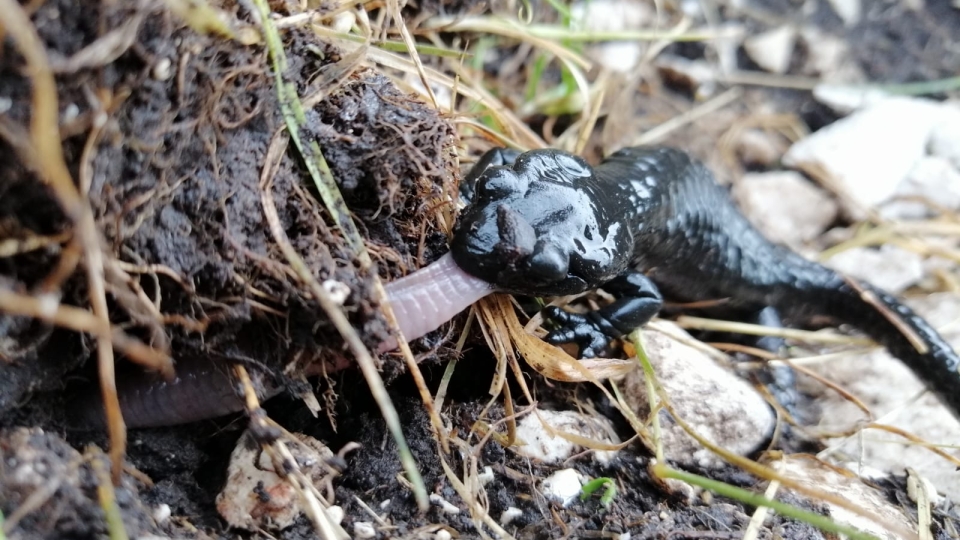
[152,58,173,81]
[514,410,620,465]
[500,506,523,525]
[37,294,60,318]
[152,503,171,524]
[541,468,583,507]
[928,106,960,170]
[327,505,344,525]
[434,530,452,540]
[0,96,12,114]
[826,0,861,25]
[429,493,461,514]
[478,466,495,486]
[742,25,796,74]
[322,279,351,305]
[353,521,376,539]
[330,11,355,33]
[378,498,391,510]
[61,103,80,123]
[618,533,632,540]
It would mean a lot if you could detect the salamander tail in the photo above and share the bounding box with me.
[819,279,960,416]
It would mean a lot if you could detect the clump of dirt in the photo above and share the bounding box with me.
[0,427,203,539]
[1,0,458,537]
[0,0,458,411]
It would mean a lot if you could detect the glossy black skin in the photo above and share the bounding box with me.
[453,146,960,416]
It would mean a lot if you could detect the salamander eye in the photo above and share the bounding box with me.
[527,241,569,282]
[478,169,523,199]
[553,154,592,179]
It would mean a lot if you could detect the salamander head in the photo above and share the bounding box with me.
[452,149,629,296]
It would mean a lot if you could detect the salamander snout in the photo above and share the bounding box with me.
[452,198,579,294]
[494,204,569,281]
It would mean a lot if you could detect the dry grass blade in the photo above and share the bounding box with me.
[677,315,874,346]
[907,468,935,540]
[438,451,516,540]
[845,276,929,354]
[89,448,130,540]
[254,0,438,507]
[0,230,71,257]
[484,295,635,382]
[743,468,782,540]
[258,129,431,510]
[831,423,960,468]
[632,86,743,146]
[783,358,874,418]
[360,46,546,149]
[0,286,173,374]
[385,0,437,109]
[49,13,143,74]
[424,15,741,44]
[419,16,591,71]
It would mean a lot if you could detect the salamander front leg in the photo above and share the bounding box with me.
[543,272,663,358]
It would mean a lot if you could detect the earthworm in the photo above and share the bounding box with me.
[80,253,494,428]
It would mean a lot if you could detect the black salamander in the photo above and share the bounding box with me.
[452,146,960,416]
[82,145,960,427]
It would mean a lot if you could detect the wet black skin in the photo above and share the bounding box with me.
[452,146,960,417]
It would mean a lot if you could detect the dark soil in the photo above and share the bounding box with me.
[2,0,959,539]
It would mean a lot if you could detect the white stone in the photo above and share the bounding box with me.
[735,130,783,167]
[216,430,336,531]
[743,25,796,74]
[514,409,620,465]
[500,506,523,525]
[591,42,644,74]
[776,457,914,540]
[330,11,355,34]
[784,97,946,219]
[823,245,924,294]
[808,292,960,500]
[826,0,861,25]
[813,84,891,115]
[799,27,858,80]
[621,323,775,468]
[541,468,584,507]
[879,156,960,219]
[733,170,838,247]
[434,530,453,540]
[928,104,960,170]
[354,521,376,539]
[151,58,173,81]
[323,279,351,305]
[570,0,654,72]
[656,55,717,98]
[429,493,461,514]
[571,0,653,32]
[478,466,495,486]
[152,504,171,524]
